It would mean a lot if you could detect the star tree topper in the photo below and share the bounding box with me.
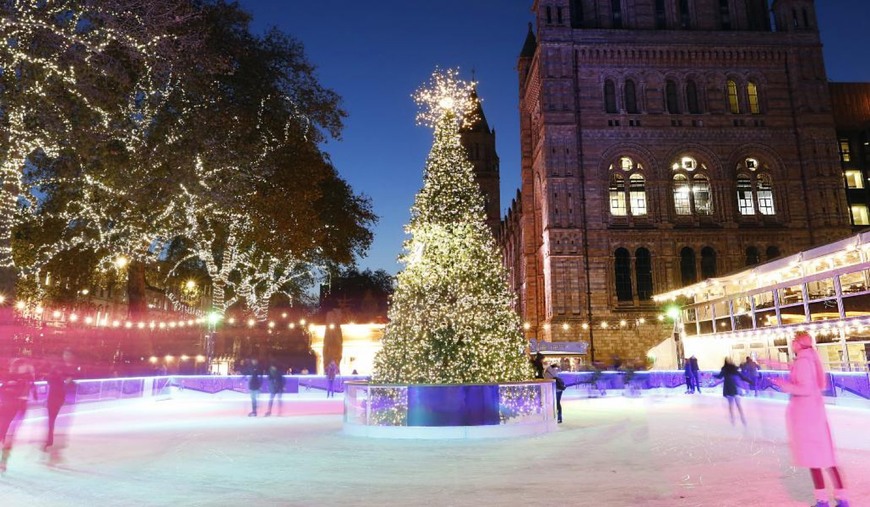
[413,68,479,130]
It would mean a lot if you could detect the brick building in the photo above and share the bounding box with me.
[500,0,853,364]
[830,83,870,228]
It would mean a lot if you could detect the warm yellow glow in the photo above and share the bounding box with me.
[112,320,120,327]
[165,355,174,362]
[562,323,569,330]
[52,310,61,318]
[288,323,295,329]
[299,319,307,325]
[601,321,609,329]
[185,280,196,290]
[329,323,335,330]
[181,355,189,361]
[228,317,236,324]
[638,318,646,324]
[137,322,145,329]
[523,322,531,330]
[81,289,89,295]
[619,320,627,327]
[15,301,25,310]
[268,321,275,328]
[581,322,589,330]
[35,306,44,314]
[247,319,256,327]
[438,96,455,110]
[69,314,78,322]
[281,312,287,318]
[115,255,128,268]
[196,355,206,363]
[125,322,133,329]
[149,356,158,364]
[84,316,93,324]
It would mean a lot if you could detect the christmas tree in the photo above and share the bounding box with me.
[373,69,531,384]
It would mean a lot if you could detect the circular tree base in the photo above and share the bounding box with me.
[343,381,557,440]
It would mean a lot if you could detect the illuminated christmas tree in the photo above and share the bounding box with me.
[373,69,531,384]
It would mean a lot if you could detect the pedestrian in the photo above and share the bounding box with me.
[44,349,76,459]
[326,360,338,398]
[683,357,695,394]
[0,358,37,473]
[265,365,284,417]
[740,356,760,396]
[532,352,545,379]
[690,355,702,393]
[768,332,850,507]
[245,358,263,417]
[713,358,748,426]
[544,363,564,423]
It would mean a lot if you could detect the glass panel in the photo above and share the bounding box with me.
[609,175,627,216]
[839,139,851,162]
[778,285,804,306]
[753,310,777,328]
[693,175,712,215]
[844,170,864,189]
[752,291,775,310]
[851,205,870,226]
[806,278,835,300]
[840,271,868,295]
[779,304,806,326]
[673,175,691,215]
[499,383,547,425]
[737,176,754,215]
[747,82,759,114]
[757,175,775,215]
[625,79,637,113]
[629,174,647,216]
[727,80,740,114]
[808,301,839,322]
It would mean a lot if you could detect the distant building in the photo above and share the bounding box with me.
[501,0,853,364]
[830,83,870,228]
[460,88,502,234]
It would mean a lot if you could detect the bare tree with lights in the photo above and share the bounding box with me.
[372,69,531,384]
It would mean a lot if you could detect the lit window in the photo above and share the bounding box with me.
[673,174,691,215]
[674,156,697,171]
[839,139,852,162]
[727,80,740,114]
[851,205,870,226]
[745,158,758,171]
[844,170,864,189]
[610,174,627,216]
[757,175,775,215]
[629,174,647,216]
[747,82,760,114]
[619,156,634,171]
[693,175,712,215]
[737,175,755,215]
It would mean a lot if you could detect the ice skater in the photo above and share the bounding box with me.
[245,359,263,417]
[265,365,285,417]
[683,357,695,394]
[690,355,702,393]
[766,331,850,507]
[326,360,338,398]
[0,358,37,473]
[44,349,77,462]
[740,356,760,396]
[713,358,748,426]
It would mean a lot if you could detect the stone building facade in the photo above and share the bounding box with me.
[830,83,870,229]
[501,0,853,364]
[460,90,502,233]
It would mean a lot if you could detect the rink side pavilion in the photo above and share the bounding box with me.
[654,231,870,372]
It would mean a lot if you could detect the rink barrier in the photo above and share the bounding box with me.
[25,370,870,408]
[342,380,558,439]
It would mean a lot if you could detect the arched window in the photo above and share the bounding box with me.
[611,0,623,29]
[629,174,647,216]
[766,246,781,261]
[679,0,691,29]
[719,0,732,30]
[604,80,617,113]
[615,248,633,301]
[673,174,691,215]
[636,248,654,300]
[609,174,627,216]
[666,80,680,114]
[747,81,760,114]
[546,6,553,24]
[692,175,712,215]
[737,175,755,215]
[745,246,761,266]
[727,79,740,114]
[625,79,638,114]
[686,80,701,114]
[757,174,775,215]
[655,0,666,29]
[701,247,717,279]
[680,247,697,285]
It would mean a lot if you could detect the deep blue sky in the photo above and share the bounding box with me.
[240,1,870,275]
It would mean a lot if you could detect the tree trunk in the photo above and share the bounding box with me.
[127,260,148,319]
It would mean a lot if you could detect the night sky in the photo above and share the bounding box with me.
[239,1,870,275]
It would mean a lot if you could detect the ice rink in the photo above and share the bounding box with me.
[1,390,868,507]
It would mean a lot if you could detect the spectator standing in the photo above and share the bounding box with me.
[544,363,564,423]
[265,365,285,417]
[769,332,850,507]
[532,352,545,379]
[683,357,695,394]
[690,356,702,393]
[326,360,339,398]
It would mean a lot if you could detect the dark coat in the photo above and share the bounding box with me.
[247,366,263,391]
[267,370,285,394]
[714,363,748,397]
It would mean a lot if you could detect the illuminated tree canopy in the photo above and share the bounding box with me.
[372,69,531,384]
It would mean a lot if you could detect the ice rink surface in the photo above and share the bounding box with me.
[0,390,868,507]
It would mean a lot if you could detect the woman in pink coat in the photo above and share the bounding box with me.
[771,332,849,507]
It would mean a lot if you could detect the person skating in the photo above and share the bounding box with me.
[44,349,77,462]
[740,356,760,396]
[264,365,285,417]
[0,358,37,473]
[713,358,748,426]
[245,359,263,417]
[765,332,851,507]
[544,363,564,423]
[326,360,338,398]
[690,356,702,393]
[684,357,695,394]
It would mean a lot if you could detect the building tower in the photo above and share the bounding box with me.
[460,88,502,233]
[506,0,852,363]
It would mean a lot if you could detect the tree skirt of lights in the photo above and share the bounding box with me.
[343,380,557,439]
